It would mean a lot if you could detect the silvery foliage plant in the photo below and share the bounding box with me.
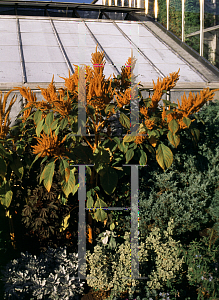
[1,246,85,299]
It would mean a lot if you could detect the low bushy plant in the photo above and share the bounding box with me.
[1,246,85,300]
[86,218,186,300]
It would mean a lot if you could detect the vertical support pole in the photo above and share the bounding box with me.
[145,0,148,14]
[200,0,204,56]
[182,0,185,42]
[167,0,169,30]
[154,0,158,21]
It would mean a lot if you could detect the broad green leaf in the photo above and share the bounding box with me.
[125,148,134,164]
[50,118,59,131]
[119,112,130,129]
[0,180,13,208]
[94,198,108,208]
[156,143,173,171]
[167,131,180,148]
[61,167,76,198]
[93,148,110,173]
[123,134,136,144]
[60,118,69,130]
[59,159,71,183]
[55,125,60,136]
[9,158,24,179]
[94,209,107,222]
[118,142,128,154]
[168,119,179,135]
[45,111,54,127]
[36,118,44,137]
[100,167,118,195]
[43,123,49,135]
[34,109,43,125]
[182,117,191,128]
[139,150,147,166]
[113,137,121,146]
[42,159,55,192]
[0,156,7,178]
[87,196,94,209]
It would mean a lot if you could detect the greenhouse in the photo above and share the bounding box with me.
[0,0,219,128]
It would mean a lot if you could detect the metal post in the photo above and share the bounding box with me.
[154,0,158,21]
[167,0,169,30]
[200,0,204,56]
[182,0,185,42]
[145,0,148,14]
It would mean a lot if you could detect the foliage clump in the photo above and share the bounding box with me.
[1,246,85,300]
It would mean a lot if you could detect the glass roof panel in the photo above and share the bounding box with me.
[85,21,122,36]
[22,45,65,62]
[19,19,53,33]
[0,62,22,82]
[0,32,18,46]
[0,46,20,62]
[0,18,17,32]
[21,32,59,46]
[25,62,69,82]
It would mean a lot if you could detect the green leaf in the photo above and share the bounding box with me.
[118,142,128,154]
[139,150,147,166]
[163,100,178,107]
[43,123,49,135]
[0,180,13,208]
[34,109,43,125]
[125,148,134,164]
[93,148,110,173]
[87,196,94,209]
[42,159,55,192]
[182,117,191,128]
[45,111,54,127]
[156,143,173,171]
[61,167,76,198]
[119,112,130,129]
[105,103,115,114]
[94,209,107,222]
[94,198,108,208]
[144,143,155,155]
[55,125,60,136]
[123,133,136,144]
[168,119,179,135]
[60,118,69,130]
[9,158,24,179]
[100,167,118,195]
[0,156,7,178]
[167,131,180,148]
[110,223,115,231]
[36,118,44,137]
[59,159,71,183]
[50,118,59,131]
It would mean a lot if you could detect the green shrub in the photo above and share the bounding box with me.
[86,218,186,300]
[138,101,219,244]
